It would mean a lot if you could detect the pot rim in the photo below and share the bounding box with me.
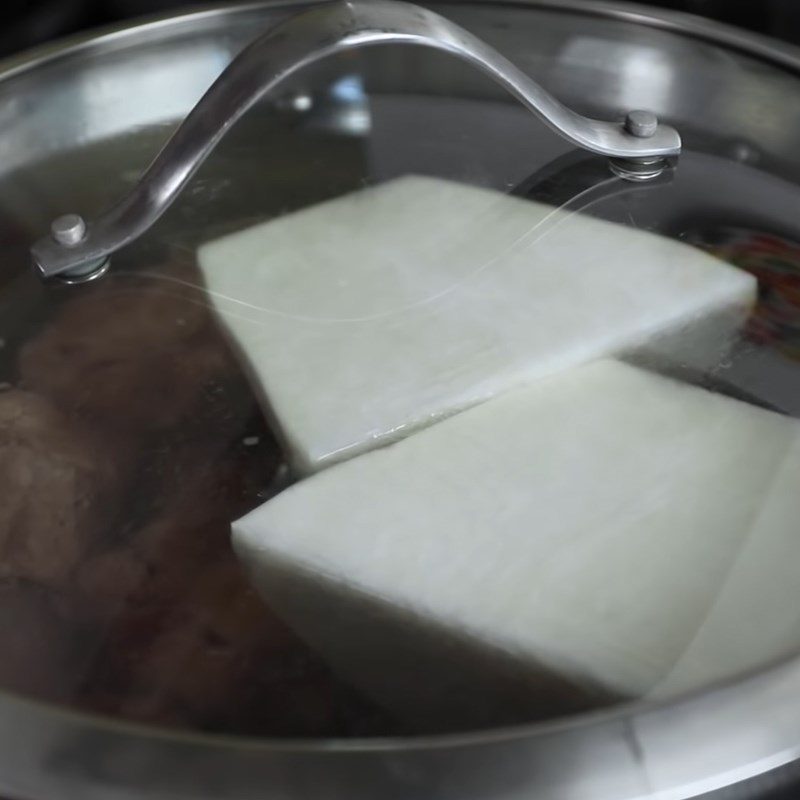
[1,0,799,766]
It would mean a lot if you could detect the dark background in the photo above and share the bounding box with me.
[2,0,800,60]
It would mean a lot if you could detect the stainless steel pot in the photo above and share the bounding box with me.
[2,1,800,798]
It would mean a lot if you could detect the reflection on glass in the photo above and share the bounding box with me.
[2,44,800,743]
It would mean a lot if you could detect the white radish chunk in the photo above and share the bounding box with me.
[653,435,800,698]
[233,361,800,727]
[198,176,755,473]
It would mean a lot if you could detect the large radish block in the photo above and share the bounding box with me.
[653,436,800,698]
[198,176,755,474]
[233,361,800,730]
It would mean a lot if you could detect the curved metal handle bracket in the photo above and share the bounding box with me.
[31,0,681,281]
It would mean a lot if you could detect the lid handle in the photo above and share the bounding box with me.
[31,0,681,282]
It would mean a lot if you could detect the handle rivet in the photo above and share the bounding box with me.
[47,214,109,284]
[51,214,87,247]
[624,110,658,138]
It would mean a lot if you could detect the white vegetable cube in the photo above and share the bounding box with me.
[653,435,800,698]
[198,176,755,473]
[233,361,800,729]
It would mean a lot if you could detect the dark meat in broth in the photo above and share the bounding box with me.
[18,264,235,433]
[0,389,126,584]
[0,260,400,737]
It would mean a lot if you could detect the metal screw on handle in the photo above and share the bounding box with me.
[609,111,668,181]
[31,0,681,283]
[51,214,87,246]
[49,214,110,283]
[624,110,659,139]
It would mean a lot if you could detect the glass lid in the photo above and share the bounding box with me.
[3,0,800,742]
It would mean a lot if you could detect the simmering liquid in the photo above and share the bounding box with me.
[0,122,409,737]
[2,107,800,738]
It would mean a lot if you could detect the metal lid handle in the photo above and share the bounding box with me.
[31,0,681,282]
